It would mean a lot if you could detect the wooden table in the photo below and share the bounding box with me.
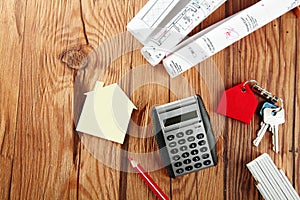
[1,0,299,199]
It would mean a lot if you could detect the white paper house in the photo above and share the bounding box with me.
[76,82,137,144]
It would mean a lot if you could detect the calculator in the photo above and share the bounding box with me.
[152,95,218,178]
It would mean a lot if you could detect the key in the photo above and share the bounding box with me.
[263,107,285,153]
[253,121,269,147]
[253,102,277,147]
[253,103,279,147]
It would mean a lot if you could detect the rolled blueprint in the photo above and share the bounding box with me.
[163,0,300,78]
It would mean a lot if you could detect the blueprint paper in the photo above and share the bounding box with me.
[163,0,300,77]
[127,0,226,66]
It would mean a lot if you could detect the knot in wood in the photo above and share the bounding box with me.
[60,47,89,70]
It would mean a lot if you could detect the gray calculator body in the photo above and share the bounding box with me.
[152,95,217,178]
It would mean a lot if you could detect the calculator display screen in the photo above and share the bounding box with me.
[164,111,198,127]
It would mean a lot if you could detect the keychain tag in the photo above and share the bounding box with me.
[217,82,258,124]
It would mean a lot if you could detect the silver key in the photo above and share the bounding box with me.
[263,107,285,153]
[253,121,269,147]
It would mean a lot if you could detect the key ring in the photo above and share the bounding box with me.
[278,98,284,108]
[276,98,284,110]
[246,80,280,104]
[242,80,258,92]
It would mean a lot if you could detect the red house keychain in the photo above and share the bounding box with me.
[217,81,258,124]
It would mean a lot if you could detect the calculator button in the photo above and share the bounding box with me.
[197,133,205,139]
[189,143,197,149]
[186,129,193,135]
[187,136,195,142]
[198,140,206,146]
[167,135,175,141]
[174,162,182,167]
[169,142,177,148]
[200,147,208,152]
[182,152,190,158]
[203,160,212,166]
[176,132,184,138]
[202,154,209,159]
[194,163,202,168]
[194,123,202,129]
[183,159,192,165]
[191,150,199,155]
[178,139,186,145]
[185,166,193,171]
[180,146,188,151]
[176,168,184,174]
[192,156,200,162]
[171,148,179,154]
[173,155,180,161]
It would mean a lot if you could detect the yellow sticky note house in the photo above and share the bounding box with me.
[76,82,137,144]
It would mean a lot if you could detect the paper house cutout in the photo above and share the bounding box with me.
[76,82,137,144]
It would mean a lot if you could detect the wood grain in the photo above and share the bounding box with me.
[224,1,264,199]
[76,1,137,199]
[223,0,297,199]
[295,16,300,193]
[0,1,26,199]
[279,12,298,188]
[126,65,171,200]
[8,0,85,199]
[0,0,299,199]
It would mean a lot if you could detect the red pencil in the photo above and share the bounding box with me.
[128,157,169,200]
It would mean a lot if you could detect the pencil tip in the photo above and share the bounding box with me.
[128,157,138,167]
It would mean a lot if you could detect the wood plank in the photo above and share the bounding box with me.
[0,1,26,199]
[123,1,171,199]
[224,3,298,199]
[126,64,171,200]
[169,60,225,199]
[76,0,136,199]
[294,14,300,193]
[9,0,86,199]
[277,11,297,188]
[167,3,227,199]
[195,6,226,199]
[167,4,226,197]
[224,0,271,199]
